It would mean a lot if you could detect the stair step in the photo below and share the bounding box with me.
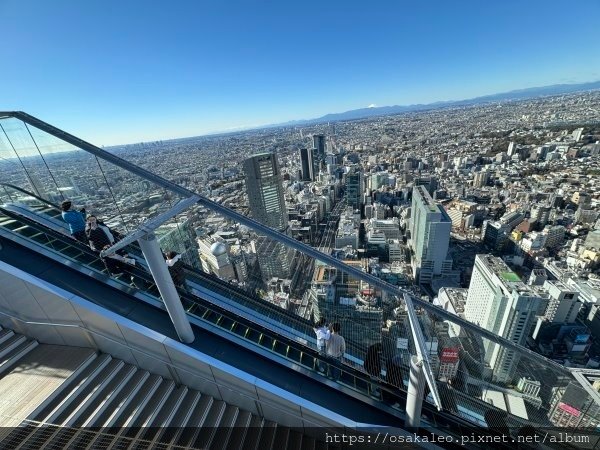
[238,415,264,450]
[0,335,27,360]
[119,378,175,445]
[0,339,38,377]
[257,421,278,450]
[0,328,15,346]
[22,358,123,450]
[155,390,201,447]
[61,364,138,450]
[173,394,214,448]
[88,374,165,450]
[272,426,291,450]
[136,385,188,445]
[30,353,110,423]
[71,363,136,427]
[135,379,175,428]
[224,410,252,450]
[191,399,226,450]
[82,366,140,427]
[112,374,163,427]
[287,430,303,450]
[89,369,150,428]
[210,404,239,450]
[52,359,125,425]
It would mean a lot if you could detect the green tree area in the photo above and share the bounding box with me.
[490,134,546,153]
[545,122,600,134]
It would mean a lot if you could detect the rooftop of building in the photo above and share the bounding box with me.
[477,254,548,297]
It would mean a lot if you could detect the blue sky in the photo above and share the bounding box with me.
[1,0,599,145]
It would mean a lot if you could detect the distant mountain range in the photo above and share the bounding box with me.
[275,80,600,127]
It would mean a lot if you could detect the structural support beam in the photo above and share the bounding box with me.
[137,233,194,343]
[404,293,442,411]
[405,355,425,430]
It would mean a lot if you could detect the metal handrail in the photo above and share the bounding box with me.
[0,182,61,209]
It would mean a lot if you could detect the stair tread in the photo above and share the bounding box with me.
[0,345,94,427]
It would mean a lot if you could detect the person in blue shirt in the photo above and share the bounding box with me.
[60,200,87,243]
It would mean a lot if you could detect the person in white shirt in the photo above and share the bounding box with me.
[326,322,346,380]
[313,318,330,373]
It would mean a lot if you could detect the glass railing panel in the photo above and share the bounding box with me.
[420,303,600,435]
[0,115,190,237]
[0,117,67,203]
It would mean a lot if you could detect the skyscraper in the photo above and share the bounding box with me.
[345,166,363,210]
[464,255,548,383]
[313,134,326,169]
[243,153,288,232]
[243,153,293,280]
[299,147,315,181]
[409,185,452,283]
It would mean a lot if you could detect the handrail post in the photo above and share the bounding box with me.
[137,232,194,343]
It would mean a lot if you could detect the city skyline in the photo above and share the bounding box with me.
[1,0,600,145]
[1,88,600,438]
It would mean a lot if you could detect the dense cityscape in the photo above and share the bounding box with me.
[4,0,600,447]
[1,88,600,439]
[118,89,600,427]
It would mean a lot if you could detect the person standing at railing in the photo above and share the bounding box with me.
[86,216,135,277]
[313,318,331,373]
[165,251,188,292]
[326,323,345,380]
[60,200,86,243]
[86,216,112,252]
[364,343,383,398]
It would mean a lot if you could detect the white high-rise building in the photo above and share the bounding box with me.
[409,185,452,284]
[464,255,548,383]
[542,280,581,324]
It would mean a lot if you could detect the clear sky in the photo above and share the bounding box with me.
[1,0,599,145]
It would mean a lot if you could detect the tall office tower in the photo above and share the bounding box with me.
[243,153,288,232]
[243,153,294,280]
[409,185,452,284]
[313,134,326,167]
[345,166,363,210]
[299,147,315,181]
[464,255,547,384]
